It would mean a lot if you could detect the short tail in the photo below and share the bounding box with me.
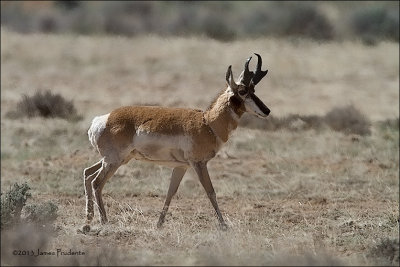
[88,113,110,152]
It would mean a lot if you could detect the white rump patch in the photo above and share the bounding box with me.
[88,113,109,151]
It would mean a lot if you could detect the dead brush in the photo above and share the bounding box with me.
[6,90,82,121]
[368,238,399,266]
[24,201,59,227]
[324,105,371,136]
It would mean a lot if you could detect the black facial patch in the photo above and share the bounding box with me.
[230,95,243,108]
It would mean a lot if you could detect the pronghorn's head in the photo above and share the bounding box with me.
[226,53,270,119]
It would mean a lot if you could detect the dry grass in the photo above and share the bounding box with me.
[1,29,399,266]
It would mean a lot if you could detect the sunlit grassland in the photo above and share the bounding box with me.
[1,29,398,265]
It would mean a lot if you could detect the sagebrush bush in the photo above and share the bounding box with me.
[240,105,371,136]
[324,105,371,136]
[377,118,399,131]
[6,90,81,121]
[240,114,325,131]
[368,238,399,266]
[350,6,399,44]
[274,3,334,40]
[1,183,31,229]
[1,183,59,230]
[25,201,58,226]
[2,1,397,42]
[200,14,236,41]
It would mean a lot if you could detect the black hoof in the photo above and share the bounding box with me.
[220,223,228,231]
[82,224,91,233]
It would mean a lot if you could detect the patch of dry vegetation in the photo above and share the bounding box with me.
[369,238,400,266]
[6,90,81,121]
[1,29,398,122]
[1,2,398,43]
[325,105,371,135]
[240,104,372,136]
[1,182,58,230]
[1,30,398,265]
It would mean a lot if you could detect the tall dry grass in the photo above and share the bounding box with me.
[1,29,398,121]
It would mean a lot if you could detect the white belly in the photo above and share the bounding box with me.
[130,132,192,167]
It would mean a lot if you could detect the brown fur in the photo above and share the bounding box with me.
[204,89,245,142]
[97,88,244,162]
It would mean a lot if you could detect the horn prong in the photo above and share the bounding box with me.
[254,53,262,71]
[240,56,254,86]
[244,56,252,70]
[251,53,268,85]
[244,56,252,77]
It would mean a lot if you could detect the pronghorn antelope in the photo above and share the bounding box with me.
[83,53,270,231]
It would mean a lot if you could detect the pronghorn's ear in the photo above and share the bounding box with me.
[226,65,238,91]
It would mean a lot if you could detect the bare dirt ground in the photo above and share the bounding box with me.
[1,29,399,265]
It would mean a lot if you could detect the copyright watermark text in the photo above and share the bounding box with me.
[12,248,85,257]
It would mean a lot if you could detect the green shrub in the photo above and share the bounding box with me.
[6,90,82,121]
[1,183,31,229]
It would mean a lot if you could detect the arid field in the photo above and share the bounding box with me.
[1,28,399,265]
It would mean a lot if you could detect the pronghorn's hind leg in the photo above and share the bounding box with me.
[84,159,103,178]
[190,161,228,230]
[92,160,121,224]
[157,166,187,228]
[83,159,103,230]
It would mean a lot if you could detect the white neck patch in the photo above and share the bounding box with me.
[225,87,240,122]
[225,86,235,97]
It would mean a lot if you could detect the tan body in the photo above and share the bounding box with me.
[83,54,270,231]
[99,102,236,166]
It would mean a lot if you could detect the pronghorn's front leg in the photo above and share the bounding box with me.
[157,166,187,228]
[190,161,228,230]
[92,161,120,224]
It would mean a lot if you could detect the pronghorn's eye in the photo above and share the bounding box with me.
[238,89,247,96]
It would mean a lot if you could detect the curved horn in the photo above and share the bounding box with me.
[240,56,254,86]
[244,56,252,77]
[251,53,268,85]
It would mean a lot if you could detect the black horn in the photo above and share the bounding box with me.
[251,53,268,85]
[241,56,254,86]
